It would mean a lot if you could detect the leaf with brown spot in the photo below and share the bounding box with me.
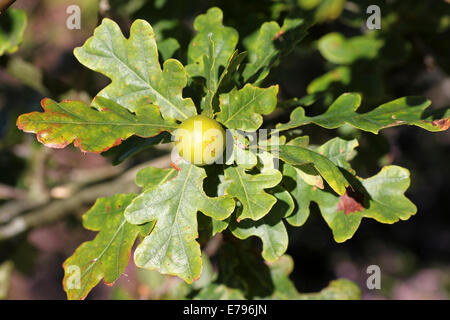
[284,164,416,242]
[16,97,176,153]
[337,190,364,215]
[277,93,449,133]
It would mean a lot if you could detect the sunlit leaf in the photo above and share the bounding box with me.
[277,93,450,133]
[63,194,151,300]
[74,18,196,120]
[217,84,279,131]
[276,141,349,195]
[187,7,238,79]
[224,166,282,221]
[16,97,176,153]
[125,162,235,282]
[285,164,417,242]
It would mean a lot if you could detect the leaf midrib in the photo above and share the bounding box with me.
[94,26,189,119]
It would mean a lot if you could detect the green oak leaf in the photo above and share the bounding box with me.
[216,84,279,132]
[216,50,247,95]
[230,186,293,261]
[0,8,27,56]
[125,162,235,283]
[190,37,220,117]
[243,17,312,84]
[276,141,349,195]
[261,255,301,299]
[74,18,196,121]
[187,7,238,79]
[311,0,346,23]
[63,194,151,300]
[198,251,360,300]
[224,166,282,221]
[157,37,180,61]
[186,7,241,117]
[318,32,383,64]
[284,137,359,226]
[316,137,359,173]
[307,66,351,94]
[200,170,234,237]
[16,97,176,153]
[135,166,177,190]
[284,164,417,242]
[225,129,258,169]
[276,93,450,133]
[216,240,275,298]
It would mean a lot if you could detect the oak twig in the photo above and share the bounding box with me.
[0,154,172,241]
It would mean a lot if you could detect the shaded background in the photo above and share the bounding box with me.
[0,0,449,299]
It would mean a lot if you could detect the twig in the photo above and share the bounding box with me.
[0,154,172,241]
[0,0,16,14]
[0,184,26,200]
[50,164,126,199]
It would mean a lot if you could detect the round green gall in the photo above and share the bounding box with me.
[174,115,226,165]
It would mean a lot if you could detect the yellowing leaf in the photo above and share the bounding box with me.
[63,194,151,300]
[16,97,176,153]
[285,165,417,242]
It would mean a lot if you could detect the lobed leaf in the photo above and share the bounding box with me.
[216,84,279,132]
[63,194,151,300]
[285,164,417,242]
[74,18,195,121]
[187,7,238,79]
[224,166,282,221]
[277,93,450,133]
[125,162,235,283]
[276,141,349,195]
[186,7,243,116]
[230,186,293,261]
[16,97,176,153]
[135,166,177,190]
